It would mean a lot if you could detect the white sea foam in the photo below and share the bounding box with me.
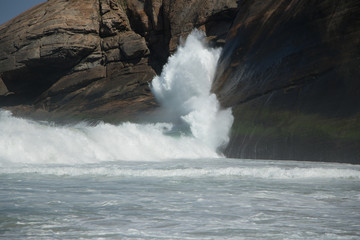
[0,30,233,165]
[151,30,233,151]
[0,110,219,164]
[2,164,359,179]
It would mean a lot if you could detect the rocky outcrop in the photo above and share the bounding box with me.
[0,0,237,121]
[1,0,358,164]
[212,0,360,163]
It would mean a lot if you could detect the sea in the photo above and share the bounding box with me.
[1,30,359,239]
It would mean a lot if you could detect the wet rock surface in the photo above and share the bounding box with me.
[212,0,360,163]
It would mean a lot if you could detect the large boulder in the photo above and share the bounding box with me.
[0,0,237,121]
[212,0,360,163]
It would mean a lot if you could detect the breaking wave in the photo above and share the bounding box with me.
[0,30,233,165]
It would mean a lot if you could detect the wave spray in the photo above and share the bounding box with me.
[0,30,233,164]
[151,30,234,151]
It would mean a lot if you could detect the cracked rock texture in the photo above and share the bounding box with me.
[212,0,360,163]
[0,0,237,121]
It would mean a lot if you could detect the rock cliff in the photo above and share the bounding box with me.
[212,0,360,163]
[0,0,237,121]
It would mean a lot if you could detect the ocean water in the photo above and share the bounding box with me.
[1,31,360,239]
[1,158,360,239]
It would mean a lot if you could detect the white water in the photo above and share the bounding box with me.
[151,30,233,150]
[0,30,233,165]
[1,158,360,239]
[0,110,218,164]
[1,157,360,180]
[2,164,360,183]
[1,30,360,239]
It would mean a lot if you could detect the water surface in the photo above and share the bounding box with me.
[1,158,359,239]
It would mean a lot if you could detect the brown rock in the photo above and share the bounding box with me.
[119,32,149,59]
[0,0,100,102]
[162,0,238,51]
[45,66,107,97]
[0,0,238,121]
[127,0,151,35]
[0,77,10,96]
[146,0,163,32]
[100,0,130,37]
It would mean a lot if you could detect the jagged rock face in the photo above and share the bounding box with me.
[161,0,237,51]
[213,0,360,163]
[0,0,237,121]
[126,0,237,70]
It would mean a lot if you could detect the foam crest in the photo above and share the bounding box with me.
[2,165,359,179]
